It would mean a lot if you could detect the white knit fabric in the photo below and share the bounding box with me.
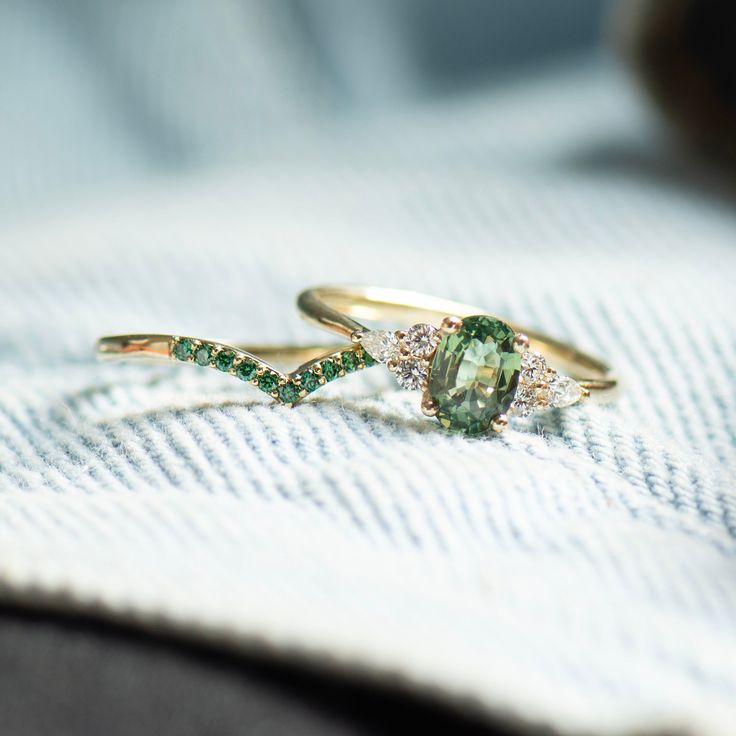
[1,61,736,736]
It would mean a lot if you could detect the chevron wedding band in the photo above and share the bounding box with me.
[96,334,376,405]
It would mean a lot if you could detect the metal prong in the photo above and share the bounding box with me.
[386,359,399,373]
[440,316,463,335]
[513,333,530,353]
[491,414,508,433]
[421,392,439,417]
[350,330,365,344]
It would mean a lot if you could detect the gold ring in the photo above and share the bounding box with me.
[297,285,617,435]
[96,334,376,405]
[97,285,616,437]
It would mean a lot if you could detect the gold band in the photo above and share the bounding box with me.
[96,334,373,405]
[97,335,345,370]
[297,285,616,394]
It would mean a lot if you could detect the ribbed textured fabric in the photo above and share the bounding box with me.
[1,63,735,735]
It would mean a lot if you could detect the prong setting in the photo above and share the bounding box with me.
[440,315,463,335]
[491,414,508,433]
[421,393,439,417]
[513,333,530,353]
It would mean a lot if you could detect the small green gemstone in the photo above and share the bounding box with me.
[321,359,339,382]
[194,344,213,366]
[341,350,359,373]
[278,382,300,404]
[361,349,377,367]
[173,338,193,361]
[299,370,320,394]
[215,350,235,372]
[258,371,279,394]
[236,358,258,382]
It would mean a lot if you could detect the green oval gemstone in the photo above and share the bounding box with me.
[428,315,521,435]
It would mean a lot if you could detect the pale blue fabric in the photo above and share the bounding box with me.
[0,0,609,219]
[1,4,735,735]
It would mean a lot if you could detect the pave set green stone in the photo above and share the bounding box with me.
[170,336,375,405]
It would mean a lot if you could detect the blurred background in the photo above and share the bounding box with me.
[3,0,619,222]
[6,0,735,226]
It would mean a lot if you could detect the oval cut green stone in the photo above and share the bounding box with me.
[428,315,521,435]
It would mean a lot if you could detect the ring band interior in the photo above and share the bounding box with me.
[297,285,616,393]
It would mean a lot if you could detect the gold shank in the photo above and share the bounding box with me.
[96,335,350,374]
[297,285,617,395]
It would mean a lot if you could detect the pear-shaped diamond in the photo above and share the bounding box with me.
[549,376,583,408]
[359,330,400,364]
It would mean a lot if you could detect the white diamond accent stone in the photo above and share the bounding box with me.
[511,352,584,416]
[403,323,439,359]
[511,351,552,416]
[549,376,583,408]
[394,360,428,390]
[360,330,400,364]
[521,352,548,384]
[511,385,538,417]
